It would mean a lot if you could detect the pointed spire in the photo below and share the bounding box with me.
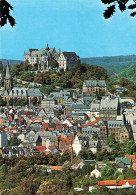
[6,63,12,79]
[46,43,49,51]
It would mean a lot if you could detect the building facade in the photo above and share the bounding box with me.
[100,98,120,121]
[82,80,107,95]
[57,52,79,71]
[24,44,60,69]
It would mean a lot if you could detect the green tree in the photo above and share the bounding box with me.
[9,98,13,106]
[40,85,54,95]
[61,151,71,163]
[82,164,94,175]
[126,141,136,155]
[32,97,38,106]
[49,60,58,69]
[106,133,116,147]
[1,164,8,174]
[92,132,98,141]
[8,136,21,146]
[19,98,27,106]
[0,96,6,106]
[62,161,73,188]
[0,61,3,72]
[11,63,22,76]
[0,108,4,114]
[9,160,27,174]
[79,148,88,160]
[101,165,117,180]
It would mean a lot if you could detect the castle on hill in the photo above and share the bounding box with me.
[24,44,79,71]
[3,64,43,105]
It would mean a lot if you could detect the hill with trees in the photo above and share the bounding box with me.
[81,55,136,67]
[81,55,136,78]
[111,63,136,83]
[10,61,110,94]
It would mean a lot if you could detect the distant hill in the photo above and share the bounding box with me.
[0,59,22,66]
[81,55,136,80]
[81,55,136,67]
[113,63,136,83]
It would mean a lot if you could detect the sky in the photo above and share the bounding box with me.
[1,0,136,60]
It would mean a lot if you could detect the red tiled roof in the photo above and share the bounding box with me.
[43,123,49,128]
[62,124,67,128]
[125,155,136,162]
[98,180,136,186]
[49,166,62,171]
[128,97,135,101]
[24,111,34,115]
[56,127,63,131]
[7,127,17,130]
[50,145,58,149]
[40,151,50,154]
[66,115,72,119]
[48,128,54,132]
[81,124,88,128]
[68,119,72,122]
[35,146,46,151]
[25,126,30,130]
[18,118,24,122]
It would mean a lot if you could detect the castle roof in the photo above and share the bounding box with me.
[61,52,78,60]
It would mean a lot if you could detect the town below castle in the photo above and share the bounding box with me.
[1,45,136,194]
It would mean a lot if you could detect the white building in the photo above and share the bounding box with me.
[72,135,82,155]
[57,52,79,71]
[90,168,101,178]
[24,44,60,69]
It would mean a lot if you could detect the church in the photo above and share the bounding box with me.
[3,64,43,105]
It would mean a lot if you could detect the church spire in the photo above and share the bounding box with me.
[6,63,12,79]
[46,43,49,51]
[4,63,13,92]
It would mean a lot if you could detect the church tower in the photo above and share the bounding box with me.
[4,64,13,93]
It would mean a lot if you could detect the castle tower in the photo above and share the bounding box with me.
[46,44,49,51]
[4,63,13,93]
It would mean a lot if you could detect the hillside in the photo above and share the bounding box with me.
[0,59,22,66]
[10,61,109,93]
[81,55,136,67]
[81,55,136,77]
[113,63,136,83]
